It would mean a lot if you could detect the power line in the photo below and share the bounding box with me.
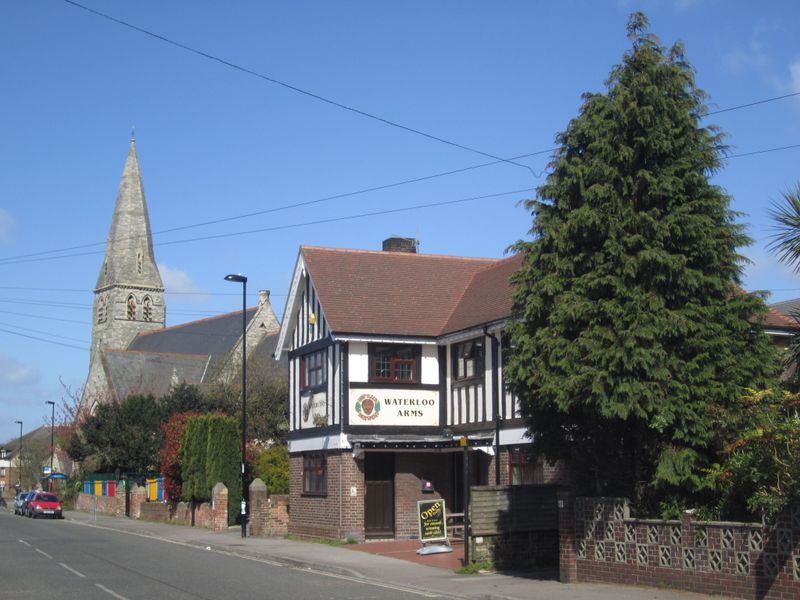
[61,0,535,176]
[0,188,532,266]
[0,321,88,344]
[0,309,89,325]
[707,92,800,116]
[727,144,800,159]
[0,326,89,351]
[0,150,549,264]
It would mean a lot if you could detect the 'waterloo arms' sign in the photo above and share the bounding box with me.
[349,389,439,426]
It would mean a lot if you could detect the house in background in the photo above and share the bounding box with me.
[274,238,569,541]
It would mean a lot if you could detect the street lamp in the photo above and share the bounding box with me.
[46,401,55,491]
[224,273,248,538]
[14,421,22,489]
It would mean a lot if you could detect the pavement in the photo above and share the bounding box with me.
[54,509,728,600]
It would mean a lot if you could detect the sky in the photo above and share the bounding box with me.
[1,0,799,445]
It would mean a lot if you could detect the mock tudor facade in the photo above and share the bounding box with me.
[275,238,569,541]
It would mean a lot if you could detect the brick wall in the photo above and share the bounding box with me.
[561,497,800,600]
[395,453,451,539]
[289,450,365,541]
[249,478,289,537]
[76,492,125,516]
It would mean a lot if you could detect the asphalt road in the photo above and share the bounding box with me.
[0,511,445,600]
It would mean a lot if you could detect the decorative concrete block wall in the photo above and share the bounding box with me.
[560,497,800,600]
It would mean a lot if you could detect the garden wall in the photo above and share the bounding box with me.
[560,497,800,600]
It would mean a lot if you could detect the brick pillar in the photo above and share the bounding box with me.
[130,484,146,519]
[249,479,268,536]
[558,492,578,583]
[211,482,228,532]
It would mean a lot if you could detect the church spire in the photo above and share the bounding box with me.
[95,140,163,291]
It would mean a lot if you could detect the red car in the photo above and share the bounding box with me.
[26,492,63,519]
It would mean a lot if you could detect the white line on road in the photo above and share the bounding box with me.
[18,539,30,546]
[59,562,86,578]
[297,567,443,598]
[96,584,129,600]
[35,548,53,559]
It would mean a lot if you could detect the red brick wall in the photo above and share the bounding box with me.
[75,492,125,516]
[561,497,800,600]
[394,453,452,539]
[289,450,365,541]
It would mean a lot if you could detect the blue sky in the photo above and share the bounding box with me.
[2,0,799,444]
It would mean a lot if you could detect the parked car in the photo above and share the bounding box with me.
[26,492,63,519]
[15,491,34,516]
[13,491,28,515]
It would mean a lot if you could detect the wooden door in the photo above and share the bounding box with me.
[365,453,395,538]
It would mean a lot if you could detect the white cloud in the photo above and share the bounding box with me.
[0,209,13,243]
[158,263,209,304]
[0,354,40,386]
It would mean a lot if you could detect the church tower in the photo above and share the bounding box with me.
[82,140,166,410]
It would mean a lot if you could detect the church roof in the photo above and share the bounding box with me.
[95,140,163,292]
[128,308,257,355]
[102,350,212,401]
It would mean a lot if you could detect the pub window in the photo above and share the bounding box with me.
[300,349,327,390]
[509,446,539,485]
[453,338,484,381]
[303,452,327,495]
[369,344,420,383]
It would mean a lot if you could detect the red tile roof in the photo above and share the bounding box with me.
[301,246,503,336]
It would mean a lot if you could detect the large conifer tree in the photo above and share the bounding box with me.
[505,13,777,507]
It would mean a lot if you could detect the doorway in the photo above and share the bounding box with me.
[364,452,395,538]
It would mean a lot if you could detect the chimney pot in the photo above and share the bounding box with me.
[382,237,418,253]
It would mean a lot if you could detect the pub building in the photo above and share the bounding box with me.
[274,238,570,541]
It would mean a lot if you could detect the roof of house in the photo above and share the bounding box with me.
[128,308,257,355]
[300,246,516,337]
[768,298,800,329]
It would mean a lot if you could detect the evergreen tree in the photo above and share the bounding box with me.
[506,13,777,509]
[204,414,241,525]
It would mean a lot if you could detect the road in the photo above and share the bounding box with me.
[0,511,445,600]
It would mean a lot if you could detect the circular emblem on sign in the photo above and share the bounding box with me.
[355,394,380,421]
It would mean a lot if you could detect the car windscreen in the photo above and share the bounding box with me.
[37,494,58,502]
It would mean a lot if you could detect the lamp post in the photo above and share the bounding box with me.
[224,273,248,538]
[46,401,55,491]
[14,421,22,489]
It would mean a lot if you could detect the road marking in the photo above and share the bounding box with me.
[96,584,129,600]
[35,548,53,559]
[296,567,443,598]
[59,562,86,578]
[18,539,31,546]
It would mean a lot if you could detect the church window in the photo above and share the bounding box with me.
[137,251,143,274]
[97,295,107,323]
[127,295,137,320]
[143,296,153,322]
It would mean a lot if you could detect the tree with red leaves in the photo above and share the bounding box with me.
[160,412,194,501]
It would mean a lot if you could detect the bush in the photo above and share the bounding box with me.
[252,445,289,494]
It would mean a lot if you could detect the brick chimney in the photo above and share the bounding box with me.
[382,237,418,253]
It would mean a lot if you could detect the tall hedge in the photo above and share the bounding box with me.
[205,414,242,524]
[180,413,241,524]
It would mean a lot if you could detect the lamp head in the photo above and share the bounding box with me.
[224,274,247,283]
[46,401,55,406]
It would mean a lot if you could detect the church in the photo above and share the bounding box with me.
[80,141,282,412]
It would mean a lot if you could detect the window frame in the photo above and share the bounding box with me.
[508,446,539,485]
[452,338,485,382]
[368,344,421,384]
[300,349,327,391]
[302,452,327,496]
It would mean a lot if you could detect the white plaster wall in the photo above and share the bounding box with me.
[348,341,369,382]
[421,344,439,385]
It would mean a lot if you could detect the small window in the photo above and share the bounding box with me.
[143,296,153,322]
[0,467,6,477]
[300,350,327,390]
[370,344,420,383]
[126,295,136,320]
[303,452,327,495]
[509,447,539,485]
[453,338,485,381]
